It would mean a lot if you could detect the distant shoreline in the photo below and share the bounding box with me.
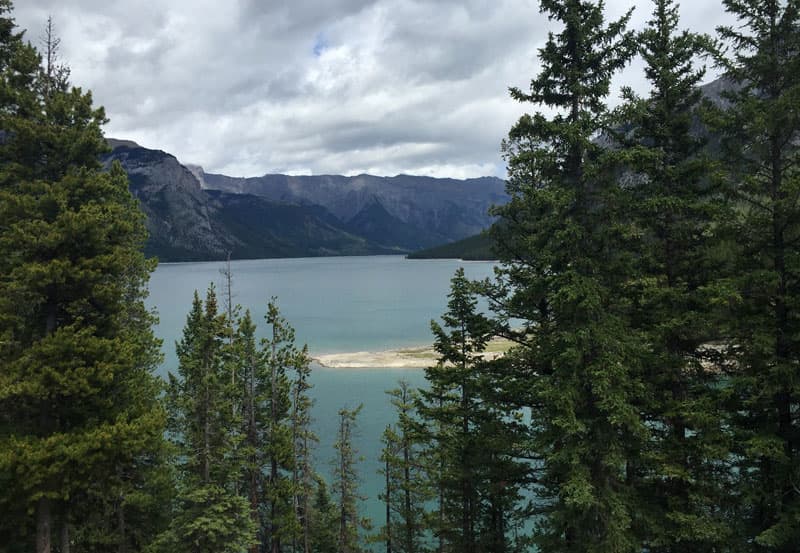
[312,338,511,369]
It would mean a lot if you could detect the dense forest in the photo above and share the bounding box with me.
[1,0,799,552]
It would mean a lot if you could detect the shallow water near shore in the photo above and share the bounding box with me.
[146,255,497,537]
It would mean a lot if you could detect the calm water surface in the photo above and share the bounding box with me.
[147,255,497,533]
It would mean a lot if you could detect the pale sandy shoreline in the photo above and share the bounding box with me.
[312,339,511,369]
[312,347,438,369]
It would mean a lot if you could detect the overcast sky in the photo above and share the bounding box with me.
[15,1,735,178]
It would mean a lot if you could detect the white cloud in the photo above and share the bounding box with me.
[14,0,735,178]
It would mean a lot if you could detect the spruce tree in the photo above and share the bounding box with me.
[471,356,531,553]
[160,288,254,553]
[0,7,166,552]
[616,1,733,550]
[716,1,800,550]
[309,477,339,553]
[332,404,369,553]
[262,300,303,553]
[419,268,528,552]
[290,342,316,553]
[233,300,311,553]
[489,1,643,551]
[235,308,265,553]
[377,381,431,553]
[418,268,492,553]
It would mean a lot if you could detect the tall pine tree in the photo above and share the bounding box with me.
[332,404,369,553]
[377,381,431,553]
[489,1,643,551]
[262,300,304,553]
[0,8,166,552]
[418,269,491,553]
[290,341,316,553]
[160,288,254,553]
[617,1,733,550]
[716,1,800,550]
[228,298,315,553]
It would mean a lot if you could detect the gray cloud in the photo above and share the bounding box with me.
[15,0,735,178]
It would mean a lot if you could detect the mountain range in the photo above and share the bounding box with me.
[102,140,507,262]
[103,77,738,263]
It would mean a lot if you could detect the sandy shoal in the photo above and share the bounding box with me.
[312,345,506,369]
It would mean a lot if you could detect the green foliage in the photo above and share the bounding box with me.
[167,287,239,483]
[419,268,492,553]
[162,287,254,553]
[417,269,528,553]
[715,1,800,550]
[489,2,647,552]
[0,4,166,550]
[261,299,307,551]
[290,336,317,553]
[147,485,255,553]
[309,476,339,553]
[166,289,318,553]
[613,1,734,550]
[332,404,370,553]
[376,381,432,553]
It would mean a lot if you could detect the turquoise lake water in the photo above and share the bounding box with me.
[146,255,497,534]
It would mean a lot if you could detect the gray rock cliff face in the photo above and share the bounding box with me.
[103,145,235,260]
[102,144,446,260]
[103,141,509,260]
[201,171,508,245]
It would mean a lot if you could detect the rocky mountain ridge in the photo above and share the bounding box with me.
[102,143,507,261]
[201,170,507,245]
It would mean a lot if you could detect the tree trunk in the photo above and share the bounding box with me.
[270,324,280,553]
[247,353,259,553]
[36,497,52,553]
[118,497,128,553]
[403,436,412,553]
[385,453,392,553]
[37,303,58,553]
[61,513,69,553]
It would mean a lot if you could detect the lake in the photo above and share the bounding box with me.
[147,255,498,535]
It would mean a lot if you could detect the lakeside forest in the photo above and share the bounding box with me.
[0,0,799,552]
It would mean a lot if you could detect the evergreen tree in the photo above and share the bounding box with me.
[160,288,254,553]
[309,476,339,553]
[418,268,491,553]
[616,1,733,550]
[262,300,303,553]
[471,355,531,553]
[332,404,369,553]
[290,342,316,553]
[0,7,166,552]
[377,381,431,553]
[233,299,311,553]
[716,1,800,550]
[420,269,527,553]
[489,1,643,551]
[235,308,265,553]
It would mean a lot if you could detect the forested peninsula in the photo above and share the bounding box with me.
[1,1,798,553]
